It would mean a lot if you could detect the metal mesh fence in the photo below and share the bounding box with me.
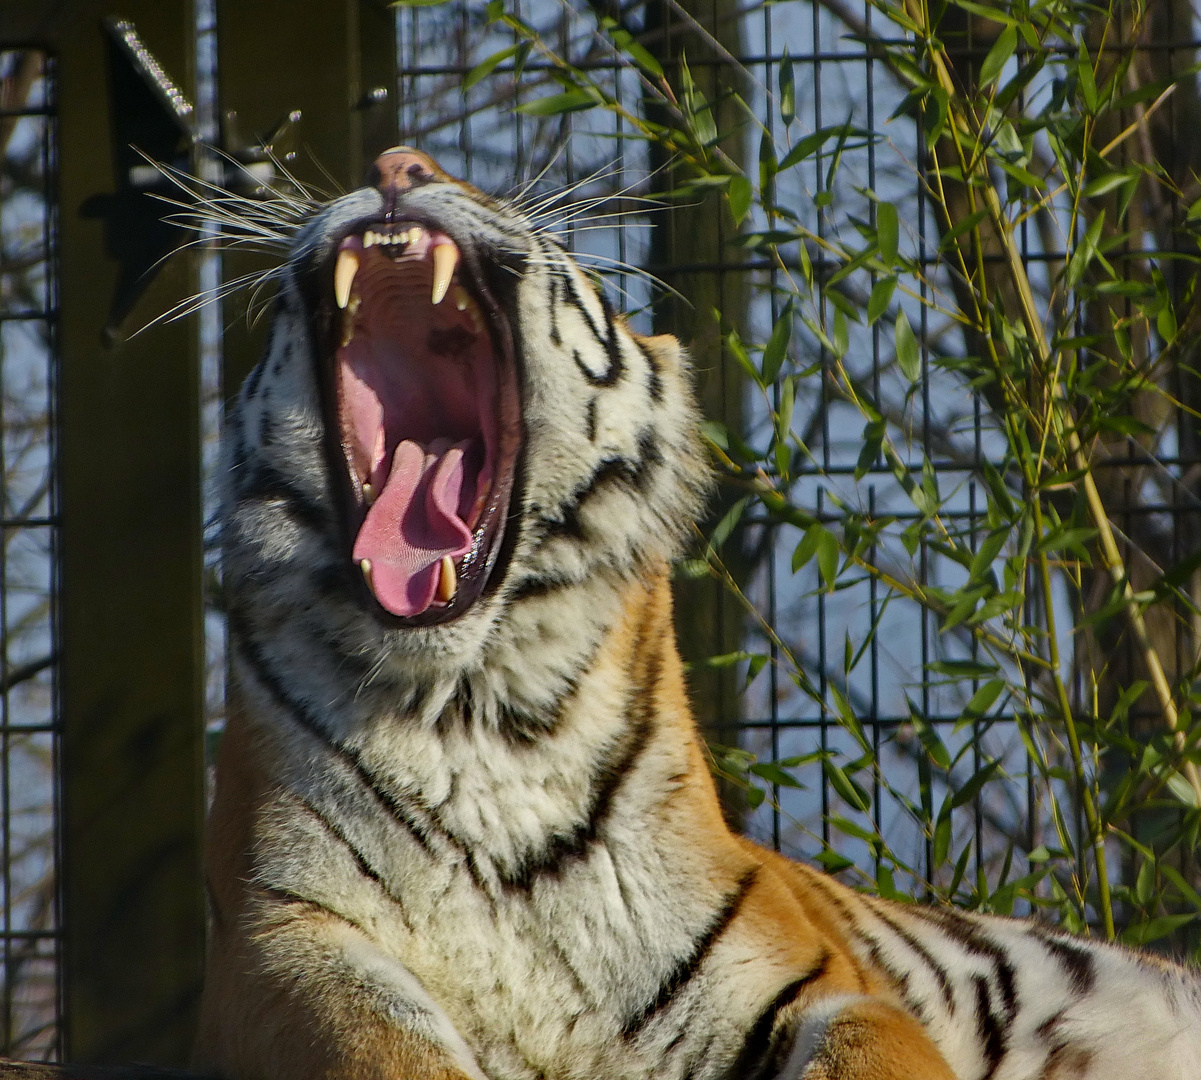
[393,0,1201,924]
[0,47,62,1061]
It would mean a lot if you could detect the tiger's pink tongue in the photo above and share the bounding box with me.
[353,439,473,616]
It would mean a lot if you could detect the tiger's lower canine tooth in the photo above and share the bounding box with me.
[431,242,458,305]
[436,555,457,602]
[335,249,359,309]
[360,558,374,591]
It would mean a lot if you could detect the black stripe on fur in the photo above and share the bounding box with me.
[727,953,831,1080]
[532,429,663,544]
[869,905,958,1016]
[496,701,654,890]
[231,613,451,870]
[294,797,415,933]
[633,338,664,404]
[800,875,930,1023]
[622,866,760,1037]
[235,460,330,533]
[973,973,1006,1080]
[496,604,660,888]
[1032,927,1097,995]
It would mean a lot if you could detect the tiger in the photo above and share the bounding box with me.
[195,146,1201,1080]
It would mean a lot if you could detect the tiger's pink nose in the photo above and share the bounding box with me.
[370,147,445,194]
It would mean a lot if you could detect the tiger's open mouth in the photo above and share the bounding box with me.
[319,219,522,625]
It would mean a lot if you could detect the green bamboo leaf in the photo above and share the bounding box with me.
[779,48,795,125]
[749,761,803,788]
[792,522,824,573]
[866,276,897,325]
[704,650,757,669]
[778,122,865,170]
[1167,773,1200,808]
[1121,914,1196,946]
[1135,856,1156,905]
[1083,169,1137,199]
[832,308,848,358]
[814,849,854,872]
[877,202,899,266]
[949,844,972,896]
[463,44,521,89]
[1076,43,1099,113]
[516,89,600,116]
[599,17,665,77]
[928,659,998,678]
[724,329,760,384]
[910,708,951,770]
[932,804,953,866]
[759,130,778,207]
[1064,212,1106,292]
[816,525,839,588]
[961,679,1004,724]
[680,54,717,145]
[708,496,749,553]
[895,309,921,383]
[938,209,989,253]
[969,527,1009,582]
[776,375,796,448]
[855,419,886,481]
[993,156,1045,191]
[823,758,871,812]
[830,815,879,844]
[979,25,1017,88]
[762,302,793,383]
[728,175,753,225]
[951,758,1003,809]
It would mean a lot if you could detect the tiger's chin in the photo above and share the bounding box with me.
[313,215,523,628]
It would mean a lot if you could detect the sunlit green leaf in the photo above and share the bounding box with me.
[1064,212,1106,292]
[867,276,897,325]
[979,25,1017,87]
[895,309,921,382]
[877,202,899,266]
[762,302,793,383]
[516,89,600,116]
[779,48,795,125]
[824,758,871,812]
[464,44,521,89]
[951,759,1003,809]
[1121,914,1196,946]
[728,175,753,224]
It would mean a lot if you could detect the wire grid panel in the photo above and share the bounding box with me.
[391,0,1075,898]
[0,48,62,1061]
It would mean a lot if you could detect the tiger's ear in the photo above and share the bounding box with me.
[638,333,688,375]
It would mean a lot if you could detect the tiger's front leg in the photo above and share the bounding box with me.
[195,900,488,1080]
[775,997,958,1080]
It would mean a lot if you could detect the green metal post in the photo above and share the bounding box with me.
[0,0,206,1063]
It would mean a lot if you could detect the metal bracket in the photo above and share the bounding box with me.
[82,17,305,340]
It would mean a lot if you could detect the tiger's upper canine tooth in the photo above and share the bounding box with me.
[436,555,457,603]
[431,242,459,305]
[362,481,377,506]
[335,249,359,309]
